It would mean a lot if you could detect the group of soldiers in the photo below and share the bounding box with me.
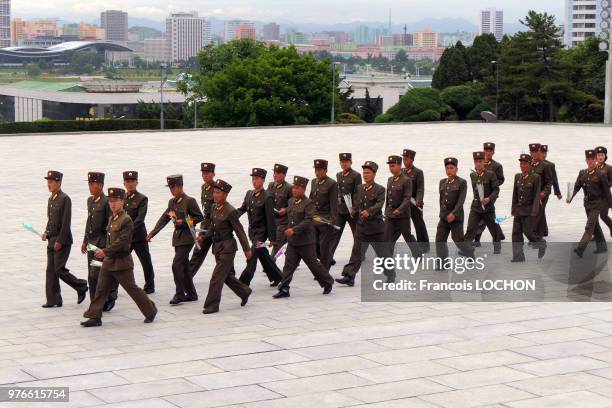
[40,142,612,327]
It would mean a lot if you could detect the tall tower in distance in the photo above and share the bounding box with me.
[101,10,128,43]
[0,0,10,48]
[480,8,504,41]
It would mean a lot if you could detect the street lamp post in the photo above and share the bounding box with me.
[492,60,499,117]
[160,63,167,130]
[331,61,341,124]
[605,30,612,124]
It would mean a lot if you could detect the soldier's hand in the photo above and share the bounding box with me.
[244,250,253,260]
[146,234,153,242]
[285,228,294,237]
[417,201,424,208]
[41,233,48,241]
[539,192,545,200]
[279,208,287,216]
[174,219,184,226]
[482,197,491,205]
[268,241,276,247]
[393,209,401,216]
[94,249,105,259]
[80,242,87,254]
[196,235,204,244]
[447,214,456,223]
[54,242,63,252]
[556,194,562,200]
[360,210,369,218]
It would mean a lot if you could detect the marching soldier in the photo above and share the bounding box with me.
[464,152,501,254]
[331,153,362,267]
[42,171,88,308]
[81,188,157,327]
[237,168,283,286]
[202,180,253,314]
[474,142,506,245]
[595,146,612,237]
[384,155,421,257]
[267,163,292,263]
[529,143,553,237]
[147,175,203,305]
[567,150,611,257]
[402,149,430,253]
[123,171,155,294]
[435,158,473,264]
[511,154,547,262]
[188,163,216,297]
[310,159,339,269]
[542,145,562,200]
[273,176,335,298]
[337,161,395,286]
[81,172,117,311]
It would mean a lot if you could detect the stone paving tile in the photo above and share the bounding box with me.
[291,340,389,360]
[89,399,179,408]
[508,372,612,396]
[165,384,283,408]
[504,390,612,408]
[439,335,537,355]
[207,350,310,371]
[87,378,204,404]
[274,356,381,377]
[510,356,609,376]
[114,360,223,383]
[512,327,607,345]
[0,391,103,408]
[361,345,459,365]
[186,367,295,390]
[238,391,361,408]
[511,340,609,360]
[350,360,457,383]
[429,366,534,389]
[418,384,535,408]
[259,372,373,397]
[347,398,440,408]
[337,378,451,403]
[16,372,129,392]
[434,350,535,371]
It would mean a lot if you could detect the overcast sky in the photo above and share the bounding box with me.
[13,0,563,24]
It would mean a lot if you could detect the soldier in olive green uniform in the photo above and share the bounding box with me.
[148,175,204,305]
[237,168,283,286]
[464,151,501,254]
[567,150,611,257]
[338,161,395,285]
[81,188,157,327]
[188,163,216,290]
[542,145,562,200]
[267,163,292,262]
[511,154,547,262]
[42,171,88,308]
[435,158,473,263]
[402,149,430,253]
[202,180,253,314]
[474,142,506,245]
[123,171,155,294]
[529,143,554,238]
[384,155,421,257]
[81,172,117,310]
[331,153,362,266]
[595,146,612,237]
[310,159,339,269]
[273,176,335,298]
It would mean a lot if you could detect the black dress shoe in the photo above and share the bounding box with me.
[472,241,482,247]
[335,276,355,286]
[202,308,218,314]
[169,296,183,305]
[144,303,157,323]
[322,286,332,295]
[511,255,526,263]
[329,259,336,267]
[42,303,62,308]
[77,289,87,304]
[538,245,546,259]
[80,318,102,327]
[594,247,608,254]
[103,299,116,312]
[270,279,281,287]
[144,287,155,294]
[241,289,252,307]
[272,290,290,299]
[185,295,198,302]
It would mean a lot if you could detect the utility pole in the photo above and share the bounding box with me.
[492,60,499,117]
[605,31,612,124]
[331,62,340,124]
[601,0,612,123]
[160,63,167,130]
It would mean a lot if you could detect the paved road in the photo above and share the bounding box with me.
[1,122,612,407]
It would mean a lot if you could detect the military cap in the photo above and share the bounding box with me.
[519,154,532,163]
[444,157,458,167]
[87,172,105,183]
[483,142,495,151]
[293,176,309,188]
[213,179,232,193]
[44,170,63,181]
[107,187,126,199]
[166,174,183,187]
[123,171,138,180]
[200,162,215,172]
[386,155,402,164]
[339,153,352,161]
[472,151,485,160]
[585,149,597,159]
[595,146,607,155]
[313,159,328,169]
[529,143,541,152]
[273,163,288,174]
[402,149,416,159]
[250,168,267,178]
[541,144,549,152]
[361,160,379,172]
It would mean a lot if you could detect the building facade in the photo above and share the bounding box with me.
[101,10,128,43]
[235,22,256,40]
[480,8,504,41]
[224,20,244,42]
[0,0,10,48]
[564,0,599,47]
[143,38,168,62]
[412,29,439,47]
[165,12,211,63]
[263,22,280,41]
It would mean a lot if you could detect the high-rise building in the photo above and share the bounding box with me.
[235,22,256,40]
[285,28,308,44]
[412,28,439,47]
[224,20,244,42]
[564,0,599,47]
[101,10,128,43]
[78,23,105,40]
[480,8,504,41]
[263,22,280,41]
[166,11,211,63]
[144,38,168,62]
[0,0,10,47]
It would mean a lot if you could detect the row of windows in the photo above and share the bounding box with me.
[572,31,596,37]
[573,23,596,28]
[573,5,596,10]
[572,14,597,19]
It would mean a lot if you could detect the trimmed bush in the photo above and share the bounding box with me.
[0,119,183,134]
[336,113,366,124]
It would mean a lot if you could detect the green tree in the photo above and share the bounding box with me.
[431,46,469,89]
[26,63,41,77]
[558,37,607,99]
[375,88,455,123]
[440,85,484,120]
[467,33,500,82]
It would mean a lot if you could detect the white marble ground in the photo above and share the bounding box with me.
[1,122,612,407]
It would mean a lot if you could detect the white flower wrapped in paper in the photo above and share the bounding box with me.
[22,222,42,237]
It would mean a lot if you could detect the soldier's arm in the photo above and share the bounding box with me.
[149,203,171,237]
[58,195,72,246]
[83,199,90,244]
[367,186,385,215]
[104,218,133,257]
[608,167,612,188]
[396,179,412,213]
[264,194,277,242]
[133,196,148,231]
[601,172,611,204]
[511,176,518,214]
[532,174,542,215]
[496,164,505,186]
[236,192,248,217]
[543,165,553,196]
[354,173,363,196]
[329,181,338,223]
[451,180,467,216]
[308,181,314,200]
[489,173,500,203]
[416,170,425,205]
[571,172,582,200]
[550,163,561,196]
[229,210,250,252]
[293,201,314,235]
[188,197,204,225]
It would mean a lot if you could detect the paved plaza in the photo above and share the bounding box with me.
[2,122,612,407]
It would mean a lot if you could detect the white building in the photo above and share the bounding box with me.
[143,38,168,62]
[224,20,244,42]
[165,11,212,63]
[0,0,9,48]
[564,0,599,47]
[480,8,504,41]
